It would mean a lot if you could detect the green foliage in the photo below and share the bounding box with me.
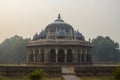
[0,77,11,80]
[92,36,120,62]
[27,68,46,80]
[0,35,29,64]
[81,76,114,80]
[113,68,120,80]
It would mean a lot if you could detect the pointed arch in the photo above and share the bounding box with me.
[81,49,85,63]
[77,50,81,63]
[50,49,56,63]
[86,52,89,63]
[35,49,39,62]
[58,49,65,63]
[86,53,91,63]
[29,50,34,62]
[40,49,44,62]
[67,49,73,63]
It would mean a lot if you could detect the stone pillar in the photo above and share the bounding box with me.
[36,50,38,62]
[56,49,58,63]
[81,48,84,63]
[44,50,47,63]
[27,53,29,63]
[33,49,35,62]
[82,49,85,63]
[65,49,67,63]
[88,49,92,64]
[44,49,48,63]
[26,50,29,63]
[84,49,87,63]
[73,48,77,63]
[80,49,82,63]
[39,49,41,62]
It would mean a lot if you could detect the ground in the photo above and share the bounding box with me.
[81,76,114,80]
[0,76,115,80]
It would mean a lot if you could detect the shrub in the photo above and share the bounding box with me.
[112,68,120,80]
[27,68,46,80]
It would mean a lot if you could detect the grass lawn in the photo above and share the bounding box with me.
[0,77,61,80]
[0,76,115,80]
[81,76,115,80]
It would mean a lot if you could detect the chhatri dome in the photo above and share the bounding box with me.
[33,14,85,41]
[28,14,92,65]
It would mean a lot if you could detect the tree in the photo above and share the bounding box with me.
[27,68,46,80]
[92,36,120,63]
[113,68,120,80]
[0,35,29,64]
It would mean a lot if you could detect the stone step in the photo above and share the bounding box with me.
[62,75,80,80]
[62,67,80,80]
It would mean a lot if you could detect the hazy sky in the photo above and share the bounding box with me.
[0,0,120,43]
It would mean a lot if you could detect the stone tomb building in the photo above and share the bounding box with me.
[0,15,120,77]
[27,14,92,65]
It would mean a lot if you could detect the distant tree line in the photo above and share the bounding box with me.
[0,35,119,64]
[0,35,29,64]
[92,36,120,63]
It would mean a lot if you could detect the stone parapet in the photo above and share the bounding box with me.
[28,39,91,47]
[0,65,61,77]
[75,66,120,76]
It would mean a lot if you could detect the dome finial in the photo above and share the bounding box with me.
[58,14,61,19]
[55,14,64,22]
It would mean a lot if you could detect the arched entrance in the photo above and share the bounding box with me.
[86,53,91,63]
[81,53,84,63]
[35,50,39,62]
[67,49,73,63]
[50,49,56,63]
[58,49,65,63]
[86,53,89,63]
[77,50,81,63]
[29,52,34,62]
[40,49,44,62]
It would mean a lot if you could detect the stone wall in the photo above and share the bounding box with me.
[0,66,61,77]
[75,66,120,76]
[0,65,120,77]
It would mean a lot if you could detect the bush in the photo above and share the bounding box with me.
[112,68,120,80]
[27,68,46,80]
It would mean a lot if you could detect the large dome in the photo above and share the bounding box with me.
[32,14,85,41]
[45,14,74,34]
